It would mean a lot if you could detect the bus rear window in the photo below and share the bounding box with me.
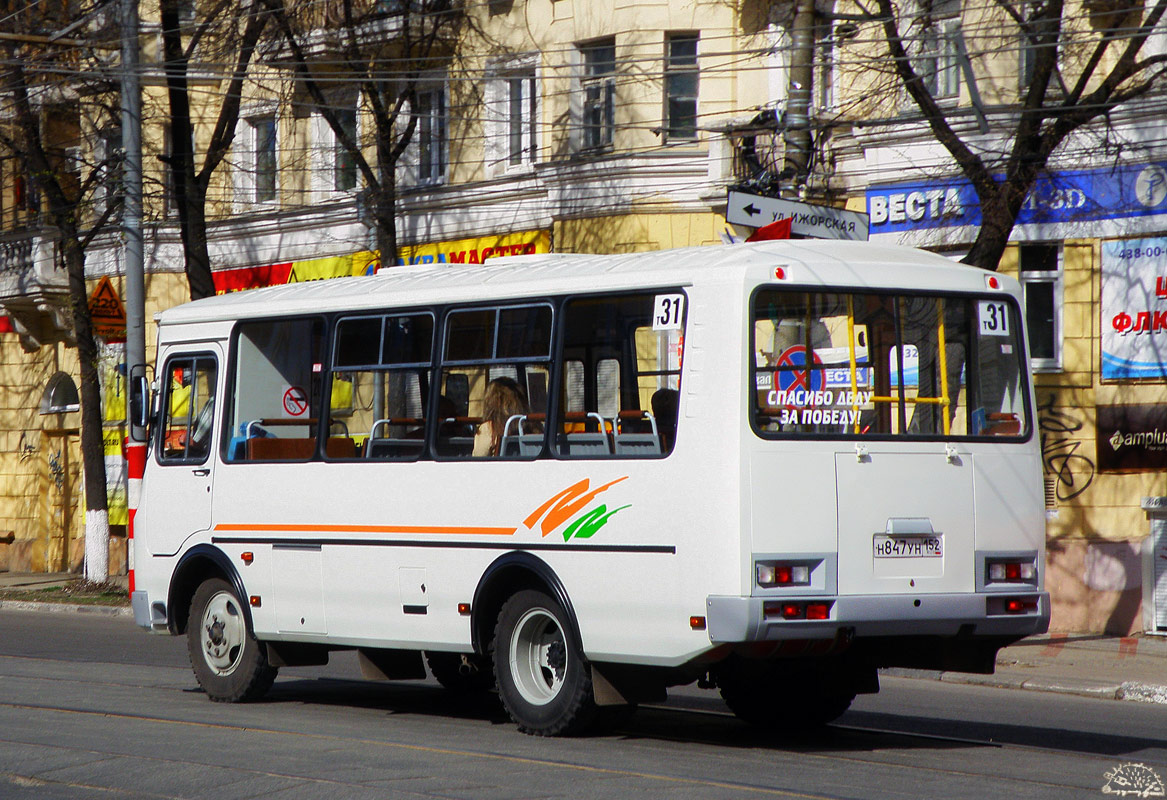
[751,289,1029,439]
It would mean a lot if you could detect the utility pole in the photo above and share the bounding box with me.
[120,0,146,591]
[782,0,816,195]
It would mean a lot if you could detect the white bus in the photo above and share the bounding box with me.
[131,241,1049,735]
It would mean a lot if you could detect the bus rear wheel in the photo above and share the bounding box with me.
[718,659,856,729]
[187,578,277,702]
[494,589,597,736]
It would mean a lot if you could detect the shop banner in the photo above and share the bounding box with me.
[103,427,128,526]
[1097,404,1167,472]
[866,162,1167,234]
[1101,237,1167,379]
[211,232,550,294]
[212,251,379,294]
[392,230,551,266]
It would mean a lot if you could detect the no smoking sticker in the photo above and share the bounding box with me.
[283,386,309,417]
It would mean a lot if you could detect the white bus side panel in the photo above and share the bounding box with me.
[208,458,731,665]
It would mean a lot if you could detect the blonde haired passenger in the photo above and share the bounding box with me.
[472,377,529,457]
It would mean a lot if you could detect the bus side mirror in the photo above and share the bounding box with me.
[129,373,151,436]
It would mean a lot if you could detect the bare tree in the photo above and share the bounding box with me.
[0,3,125,580]
[259,0,470,264]
[160,0,271,300]
[861,0,1167,268]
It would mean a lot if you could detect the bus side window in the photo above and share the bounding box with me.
[436,305,552,460]
[328,313,433,461]
[158,356,217,464]
[556,292,684,459]
[224,318,326,462]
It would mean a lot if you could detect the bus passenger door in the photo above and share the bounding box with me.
[143,347,222,557]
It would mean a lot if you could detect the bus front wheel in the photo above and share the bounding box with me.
[187,578,277,702]
[494,589,597,736]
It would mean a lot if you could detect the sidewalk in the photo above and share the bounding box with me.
[0,571,131,617]
[886,633,1167,704]
[2,572,1165,705]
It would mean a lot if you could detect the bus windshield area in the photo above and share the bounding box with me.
[752,289,1030,439]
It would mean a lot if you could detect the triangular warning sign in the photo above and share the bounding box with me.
[88,275,126,338]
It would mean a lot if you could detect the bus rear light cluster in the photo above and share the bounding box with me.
[987,559,1037,584]
[764,600,832,620]
[1003,597,1037,614]
[756,562,811,587]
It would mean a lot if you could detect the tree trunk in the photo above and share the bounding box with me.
[376,137,399,266]
[62,235,110,581]
[162,0,217,301]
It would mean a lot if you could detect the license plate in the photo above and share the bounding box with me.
[873,534,943,558]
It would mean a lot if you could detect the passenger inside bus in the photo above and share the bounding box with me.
[473,377,532,457]
[651,388,679,452]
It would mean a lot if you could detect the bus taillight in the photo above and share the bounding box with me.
[986,558,1037,584]
[763,600,833,621]
[1003,598,1037,614]
[805,602,831,620]
[756,562,810,587]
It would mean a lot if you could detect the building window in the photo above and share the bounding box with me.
[41,372,80,414]
[415,86,447,183]
[814,23,836,111]
[507,70,538,166]
[1019,242,1062,371]
[98,128,123,217]
[917,0,961,99]
[1018,4,1062,96]
[333,106,358,192]
[664,33,698,142]
[252,114,277,203]
[580,38,616,150]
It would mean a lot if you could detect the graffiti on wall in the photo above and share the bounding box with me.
[47,448,65,493]
[1038,393,1095,501]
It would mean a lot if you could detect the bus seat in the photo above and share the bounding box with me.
[325,437,357,459]
[558,411,612,455]
[613,411,661,455]
[500,415,544,458]
[248,437,317,461]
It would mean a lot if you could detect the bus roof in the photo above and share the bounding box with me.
[155,241,1007,326]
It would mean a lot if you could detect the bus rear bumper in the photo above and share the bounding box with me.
[705,591,1050,643]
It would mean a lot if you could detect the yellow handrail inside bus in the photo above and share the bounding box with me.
[937,299,950,436]
[846,296,860,434]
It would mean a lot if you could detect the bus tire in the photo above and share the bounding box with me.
[426,651,495,694]
[494,589,597,736]
[187,578,277,703]
[718,660,855,729]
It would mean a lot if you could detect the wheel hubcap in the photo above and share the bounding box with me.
[509,607,567,706]
[201,590,244,676]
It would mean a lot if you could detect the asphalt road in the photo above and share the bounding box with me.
[0,610,1164,799]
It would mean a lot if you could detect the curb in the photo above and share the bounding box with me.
[0,600,132,618]
[881,667,1167,705]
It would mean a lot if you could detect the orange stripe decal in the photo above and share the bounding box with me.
[214,523,516,536]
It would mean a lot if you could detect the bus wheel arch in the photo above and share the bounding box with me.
[167,545,249,637]
[470,552,581,660]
